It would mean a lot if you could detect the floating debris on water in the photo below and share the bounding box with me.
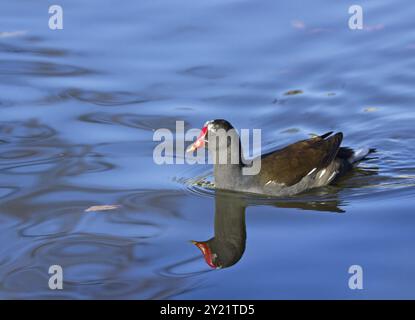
[85,205,120,212]
[284,89,303,96]
[281,128,300,134]
[364,107,378,113]
[193,178,215,189]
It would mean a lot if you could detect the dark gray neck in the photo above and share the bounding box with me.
[211,132,245,190]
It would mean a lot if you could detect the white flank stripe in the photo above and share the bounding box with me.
[328,172,337,181]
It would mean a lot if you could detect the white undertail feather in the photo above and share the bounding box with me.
[349,148,370,163]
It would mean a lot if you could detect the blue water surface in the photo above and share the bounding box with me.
[0,0,415,299]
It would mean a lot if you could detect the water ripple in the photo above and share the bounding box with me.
[0,60,93,77]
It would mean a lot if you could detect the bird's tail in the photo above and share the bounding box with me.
[348,147,376,163]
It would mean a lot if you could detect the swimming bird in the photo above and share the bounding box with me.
[186,119,373,196]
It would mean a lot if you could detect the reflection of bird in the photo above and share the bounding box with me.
[191,189,349,269]
[187,119,374,196]
[192,192,246,269]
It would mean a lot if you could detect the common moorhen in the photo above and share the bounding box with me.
[187,119,372,196]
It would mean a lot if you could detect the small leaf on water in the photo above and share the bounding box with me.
[291,20,305,29]
[281,128,300,134]
[85,205,120,212]
[284,89,303,96]
[364,107,378,112]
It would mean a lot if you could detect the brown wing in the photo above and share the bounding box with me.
[258,132,343,186]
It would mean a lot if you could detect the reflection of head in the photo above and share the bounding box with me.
[192,238,246,269]
[191,240,218,269]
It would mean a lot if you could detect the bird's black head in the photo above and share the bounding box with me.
[186,119,235,153]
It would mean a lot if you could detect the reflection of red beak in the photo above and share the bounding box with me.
[191,240,217,268]
[186,126,208,153]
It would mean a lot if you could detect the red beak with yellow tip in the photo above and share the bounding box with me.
[191,240,217,269]
[186,126,208,153]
